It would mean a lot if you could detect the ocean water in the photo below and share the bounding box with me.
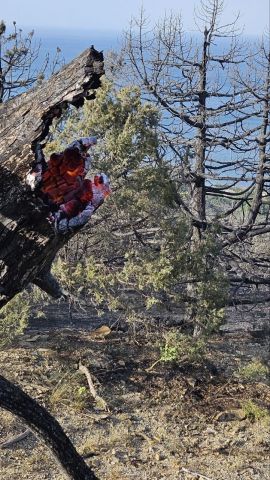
[35,27,122,64]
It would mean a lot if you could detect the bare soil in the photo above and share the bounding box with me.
[0,319,269,480]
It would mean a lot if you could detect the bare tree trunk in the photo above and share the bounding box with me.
[0,374,99,479]
[0,47,104,308]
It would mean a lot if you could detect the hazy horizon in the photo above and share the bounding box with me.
[2,0,269,36]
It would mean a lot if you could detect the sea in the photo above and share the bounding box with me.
[34,27,259,68]
[34,27,122,65]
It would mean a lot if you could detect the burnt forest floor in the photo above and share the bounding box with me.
[0,314,269,480]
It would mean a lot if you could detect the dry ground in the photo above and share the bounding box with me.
[0,321,269,480]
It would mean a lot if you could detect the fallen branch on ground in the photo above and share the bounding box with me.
[181,467,214,480]
[0,428,32,449]
[78,361,109,411]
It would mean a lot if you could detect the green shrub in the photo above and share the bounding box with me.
[0,293,30,347]
[242,400,270,422]
[238,360,269,382]
[148,330,206,371]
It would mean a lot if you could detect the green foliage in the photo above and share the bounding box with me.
[238,360,269,382]
[242,400,270,423]
[0,293,30,347]
[148,330,206,370]
[52,257,83,292]
[47,78,159,176]
[50,371,90,411]
[160,330,205,363]
[77,386,87,396]
[46,76,228,335]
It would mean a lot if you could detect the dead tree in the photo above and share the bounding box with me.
[0,46,104,308]
[123,0,270,318]
[0,46,104,479]
[0,20,58,103]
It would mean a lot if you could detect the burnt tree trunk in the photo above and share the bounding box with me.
[0,46,104,308]
[0,46,104,479]
[0,374,99,479]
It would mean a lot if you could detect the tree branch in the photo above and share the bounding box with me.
[0,374,99,479]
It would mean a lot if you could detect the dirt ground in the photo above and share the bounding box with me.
[0,320,269,480]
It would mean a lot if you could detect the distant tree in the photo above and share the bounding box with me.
[121,0,270,331]
[123,0,270,237]
[0,20,63,102]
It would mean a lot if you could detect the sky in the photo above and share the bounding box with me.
[2,0,270,36]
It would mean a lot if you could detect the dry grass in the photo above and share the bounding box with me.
[0,327,269,480]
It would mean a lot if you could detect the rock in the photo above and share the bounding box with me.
[118,360,126,367]
[205,427,217,435]
[89,325,111,338]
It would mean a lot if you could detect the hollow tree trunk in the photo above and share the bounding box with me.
[0,47,104,308]
[0,47,104,478]
[0,374,99,480]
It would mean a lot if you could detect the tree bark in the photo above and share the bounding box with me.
[0,46,104,308]
[0,374,99,479]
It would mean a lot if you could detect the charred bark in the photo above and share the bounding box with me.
[0,374,99,479]
[0,47,104,308]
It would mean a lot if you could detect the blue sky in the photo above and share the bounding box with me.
[2,0,269,35]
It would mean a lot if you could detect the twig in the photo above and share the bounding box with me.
[78,361,109,411]
[181,467,214,480]
[145,359,162,372]
[0,429,32,449]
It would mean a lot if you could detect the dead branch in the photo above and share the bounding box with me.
[0,374,99,479]
[181,467,214,480]
[78,361,108,411]
[0,428,32,449]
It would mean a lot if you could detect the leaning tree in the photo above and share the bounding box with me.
[0,46,104,308]
[0,45,104,480]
